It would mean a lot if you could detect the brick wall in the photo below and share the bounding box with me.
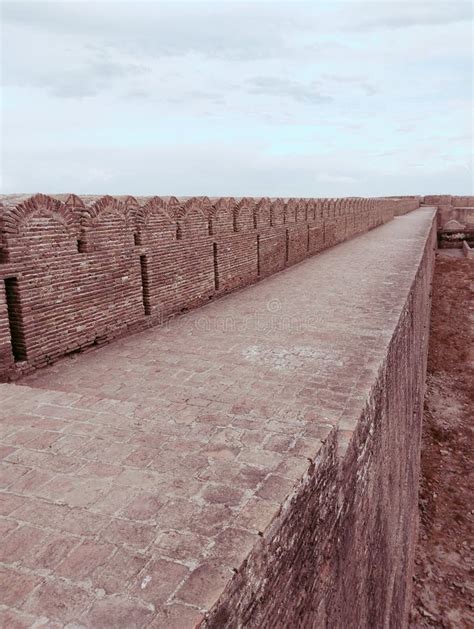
[202,212,437,629]
[0,194,420,380]
[0,285,12,380]
[421,195,474,249]
[423,195,474,207]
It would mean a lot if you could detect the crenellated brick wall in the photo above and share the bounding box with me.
[423,195,474,207]
[0,194,420,380]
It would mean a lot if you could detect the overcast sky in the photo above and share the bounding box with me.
[1,0,472,197]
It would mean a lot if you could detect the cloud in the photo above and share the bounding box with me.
[345,1,473,31]
[1,27,150,98]
[246,77,332,105]
[45,57,150,99]
[1,1,472,195]
[322,74,379,97]
[1,1,319,61]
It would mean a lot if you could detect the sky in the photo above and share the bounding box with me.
[1,0,473,197]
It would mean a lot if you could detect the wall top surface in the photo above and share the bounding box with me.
[0,207,435,625]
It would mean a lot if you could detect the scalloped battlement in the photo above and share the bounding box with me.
[0,194,420,378]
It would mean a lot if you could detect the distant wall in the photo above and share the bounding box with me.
[423,196,474,248]
[436,206,474,231]
[386,196,422,216]
[0,194,420,380]
[423,195,474,207]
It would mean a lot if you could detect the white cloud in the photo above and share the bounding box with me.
[1,1,472,195]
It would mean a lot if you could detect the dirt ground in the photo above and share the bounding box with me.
[409,251,474,628]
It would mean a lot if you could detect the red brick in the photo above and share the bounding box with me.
[3,428,43,446]
[91,485,135,516]
[234,496,279,532]
[0,524,47,563]
[93,547,149,595]
[175,562,232,609]
[36,475,106,508]
[132,558,189,604]
[101,518,156,549]
[0,462,31,489]
[0,567,42,606]
[191,503,234,537]
[85,596,154,628]
[0,492,25,516]
[256,474,296,503]
[0,517,18,537]
[56,539,115,579]
[7,468,52,494]
[78,461,122,478]
[121,493,164,521]
[123,446,157,468]
[23,531,78,571]
[149,603,204,629]
[13,498,107,535]
[24,579,92,623]
[26,430,61,451]
[155,498,196,529]
[154,530,211,562]
[0,445,16,459]
[209,527,258,565]
[201,483,244,507]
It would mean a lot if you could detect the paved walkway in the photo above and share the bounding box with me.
[0,208,435,628]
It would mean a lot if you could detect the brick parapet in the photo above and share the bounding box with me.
[0,194,420,379]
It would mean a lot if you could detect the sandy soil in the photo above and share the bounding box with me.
[410,252,474,628]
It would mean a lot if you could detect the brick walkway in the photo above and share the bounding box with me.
[0,209,435,628]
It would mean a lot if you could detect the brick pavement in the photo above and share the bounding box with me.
[0,208,435,627]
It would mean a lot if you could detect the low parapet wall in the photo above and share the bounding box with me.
[384,196,422,216]
[0,194,419,380]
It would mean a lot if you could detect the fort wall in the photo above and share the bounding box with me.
[0,194,420,380]
[203,209,437,628]
[0,206,437,627]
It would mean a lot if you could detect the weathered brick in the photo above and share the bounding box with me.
[24,578,92,623]
[56,539,115,579]
[175,562,233,609]
[85,596,154,628]
[132,558,189,604]
[0,524,47,563]
[0,567,42,606]
[149,603,204,629]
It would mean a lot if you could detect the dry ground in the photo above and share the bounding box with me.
[410,252,473,628]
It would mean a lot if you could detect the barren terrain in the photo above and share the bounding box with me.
[410,252,473,628]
